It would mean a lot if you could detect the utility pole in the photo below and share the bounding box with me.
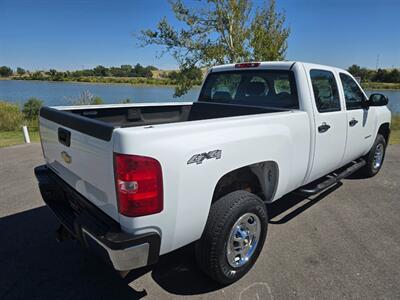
[375,54,380,70]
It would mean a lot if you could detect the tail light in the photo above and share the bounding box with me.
[114,153,163,217]
[235,62,260,68]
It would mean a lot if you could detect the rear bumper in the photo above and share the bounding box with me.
[34,165,160,271]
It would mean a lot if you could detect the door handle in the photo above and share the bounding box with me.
[349,119,358,127]
[318,122,331,133]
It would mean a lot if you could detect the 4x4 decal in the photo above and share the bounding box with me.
[187,150,222,165]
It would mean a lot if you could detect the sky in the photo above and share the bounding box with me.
[0,0,399,71]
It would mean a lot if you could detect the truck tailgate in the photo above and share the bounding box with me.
[39,107,119,221]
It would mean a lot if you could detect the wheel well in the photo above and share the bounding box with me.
[212,161,279,203]
[378,123,390,143]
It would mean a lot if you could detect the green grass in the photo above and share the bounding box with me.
[361,82,400,90]
[0,130,40,148]
[391,114,400,129]
[390,115,400,145]
[390,130,400,145]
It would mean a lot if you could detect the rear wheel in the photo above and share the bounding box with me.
[360,134,386,177]
[195,190,268,285]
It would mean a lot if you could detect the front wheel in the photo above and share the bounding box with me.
[360,134,387,177]
[195,190,268,285]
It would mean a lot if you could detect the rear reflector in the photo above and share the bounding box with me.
[235,62,260,68]
[114,153,163,217]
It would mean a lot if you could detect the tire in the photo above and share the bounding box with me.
[360,134,387,178]
[195,190,268,285]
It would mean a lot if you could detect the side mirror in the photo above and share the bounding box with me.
[369,93,388,106]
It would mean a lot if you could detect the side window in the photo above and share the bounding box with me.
[274,76,292,94]
[340,73,366,110]
[310,70,341,112]
[211,74,241,101]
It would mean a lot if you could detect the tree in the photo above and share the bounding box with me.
[132,63,154,78]
[347,64,372,82]
[373,69,386,82]
[48,69,57,77]
[176,67,203,95]
[251,0,290,61]
[387,69,400,83]
[93,65,110,77]
[17,67,26,76]
[0,66,13,77]
[140,0,290,96]
[109,67,124,77]
[22,98,43,120]
[167,70,180,81]
[347,64,362,77]
[30,71,45,80]
[120,64,133,76]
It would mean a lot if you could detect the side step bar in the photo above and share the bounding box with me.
[297,159,366,195]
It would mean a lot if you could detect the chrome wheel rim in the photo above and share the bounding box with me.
[226,213,261,268]
[373,143,384,169]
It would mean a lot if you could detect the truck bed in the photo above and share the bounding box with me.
[40,102,288,141]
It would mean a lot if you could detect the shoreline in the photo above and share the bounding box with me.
[2,77,187,88]
[1,77,398,90]
[7,78,183,89]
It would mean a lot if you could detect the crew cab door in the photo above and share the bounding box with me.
[307,69,347,182]
[338,73,375,163]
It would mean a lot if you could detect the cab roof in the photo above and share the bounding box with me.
[210,61,347,73]
[211,61,296,72]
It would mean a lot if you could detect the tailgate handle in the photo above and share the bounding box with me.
[58,128,71,147]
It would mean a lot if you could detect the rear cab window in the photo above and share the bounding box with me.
[199,70,299,109]
[310,69,341,113]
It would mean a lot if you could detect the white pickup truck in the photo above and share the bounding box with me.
[35,61,391,284]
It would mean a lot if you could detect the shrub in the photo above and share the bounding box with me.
[22,98,43,120]
[17,67,26,75]
[72,90,104,105]
[0,66,13,77]
[91,96,104,105]
[0,101,23,131]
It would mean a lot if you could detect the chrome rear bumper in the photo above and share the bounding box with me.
[82,229,150,271]
[35,165,160,271]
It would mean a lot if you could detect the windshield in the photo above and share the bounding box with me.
[199,70,299,109]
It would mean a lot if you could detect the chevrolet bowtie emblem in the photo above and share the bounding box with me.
[61,151,72,164]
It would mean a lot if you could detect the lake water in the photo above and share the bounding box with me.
[0,80,200,106]
[0,80,399,113]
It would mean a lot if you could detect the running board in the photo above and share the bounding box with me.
[297,159,366,195]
